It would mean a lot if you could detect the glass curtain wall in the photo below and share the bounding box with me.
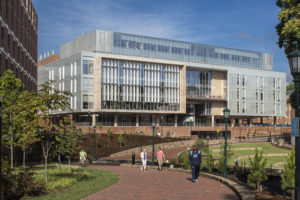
[113,32,263,69]
[186,70,211,99]
[101,58,180,111]
[177,103,211,126]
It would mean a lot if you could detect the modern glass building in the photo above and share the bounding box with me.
[38,30,286,138]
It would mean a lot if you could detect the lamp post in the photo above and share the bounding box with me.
[206,135,210,151]
[88,111,91,135]
[140,132,143,152]
[288,46,300,199]
[223,107,230,178]
[152,120,156,165]
[93,125,97,161]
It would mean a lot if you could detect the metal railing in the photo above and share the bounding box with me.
[283,187,300,200]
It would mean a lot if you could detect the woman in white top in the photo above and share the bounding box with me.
[140,149,147,171]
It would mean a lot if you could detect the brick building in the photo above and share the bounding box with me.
[0,0,38,91]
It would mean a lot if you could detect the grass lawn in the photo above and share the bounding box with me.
[32,164,119,200]
[209,142,291,168]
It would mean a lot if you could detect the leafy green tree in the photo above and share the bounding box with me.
[16,91,40,166]
[247,149,268,191]
[194,138,208,155]
[276,0,300,55]
[0,70,24,168]
[117,135,124,146]
[205,151,214,173]
[281,149,295,196]
[53,117,82,171]
[35,81,71,184]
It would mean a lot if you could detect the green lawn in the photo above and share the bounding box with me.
[32,164,119,200]
[209,142,291,168]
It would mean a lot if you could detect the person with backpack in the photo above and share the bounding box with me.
[189,145,201,182]
[140,149,147,171]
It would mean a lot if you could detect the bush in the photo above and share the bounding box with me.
[194,138,208,154]
[2,160,45,199]
[107,129,113,140]
[281,149,295,196]
[247,149,268,191]
[178,151,191,169]
[205,151,214,173]
[117,135,125,146]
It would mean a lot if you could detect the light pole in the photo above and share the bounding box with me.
[140,132,143,152]
[88,111,91,135]
[288,46,300,198]
[152,120,156,165]
[223,107,230,178]
[206,135,210,151]
[93,125,97,161]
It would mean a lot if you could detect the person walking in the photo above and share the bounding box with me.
[234,157,239,168]
[140,149,147,171]
[156,147,165,171]
[132,152,136,165]
[189,145,201,182]
[79,149,87,167]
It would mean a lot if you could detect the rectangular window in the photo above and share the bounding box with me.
[62,82,64,91]
[273,78,276,88]
[237,74,240,85]
[256,89,258,100]
[256,76,259,87]
[59,67,61,80]
[71,80,73,93]
[260,76,264,87]
[62,66,65,79]
[237,102,239,114]
[74,96,77,110]
[242,75,245,86]
[74,62,77,76]
[74,79,77,93]
[256,103,258,114]
[237,88,239,99]
[48,70,51,80]
[260,90,263,101]
[70,96,73,109]
[52,70,54,80]
[71,63,73,77]
[83,77,94,92]
[273,91,275,101]
[83,60,94,75]
[83,94,94,109]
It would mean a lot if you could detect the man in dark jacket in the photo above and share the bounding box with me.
[189,145,202,182]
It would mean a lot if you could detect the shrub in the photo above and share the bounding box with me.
[2,160,45,199]
[247,149,268,191]
[117,135,125,146]
[194,138,208,154]
[178,151,191,169]
[107,129,113,140]
[167,131,171,138]
[205,151,214,173]
[281,149,295,196]
[170,159,177,166]
[217,144,233,174]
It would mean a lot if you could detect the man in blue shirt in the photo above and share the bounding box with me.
[189,145,202,182]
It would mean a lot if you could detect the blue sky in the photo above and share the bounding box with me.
[32,0,291,81]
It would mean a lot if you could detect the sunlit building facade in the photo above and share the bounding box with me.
[38,30,286,138]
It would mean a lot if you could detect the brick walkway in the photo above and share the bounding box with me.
[83,165,239,200]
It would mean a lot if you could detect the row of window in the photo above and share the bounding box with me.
[236,74,281,89]
[236,102,282,115]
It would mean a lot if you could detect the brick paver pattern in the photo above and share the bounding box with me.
[83,166,239,200]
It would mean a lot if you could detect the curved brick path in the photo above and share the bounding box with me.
[83,166,239,200]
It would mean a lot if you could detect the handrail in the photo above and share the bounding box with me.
[283,187,300,200]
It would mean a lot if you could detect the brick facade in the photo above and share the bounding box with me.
[0,0,38,91]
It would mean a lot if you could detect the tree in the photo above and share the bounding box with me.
[117,135,124,146]
[16,91,40,166]
[276,0,300,55]
[0,70,24,168]
[53,117,82,171]
[107,128,112,140]
[217,144,234,174]
[281,149,295,197]
[247,149,268,191]
[35,81,71,184]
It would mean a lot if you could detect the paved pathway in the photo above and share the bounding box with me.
[83,165,239,200]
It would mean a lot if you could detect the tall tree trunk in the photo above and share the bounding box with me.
[58,155,62,173]
[23,147,26,167]
[44,155,48,184]
[10,143,13,169]
[68,158,71,168]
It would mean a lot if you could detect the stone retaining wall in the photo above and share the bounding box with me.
[110,139,244,158]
